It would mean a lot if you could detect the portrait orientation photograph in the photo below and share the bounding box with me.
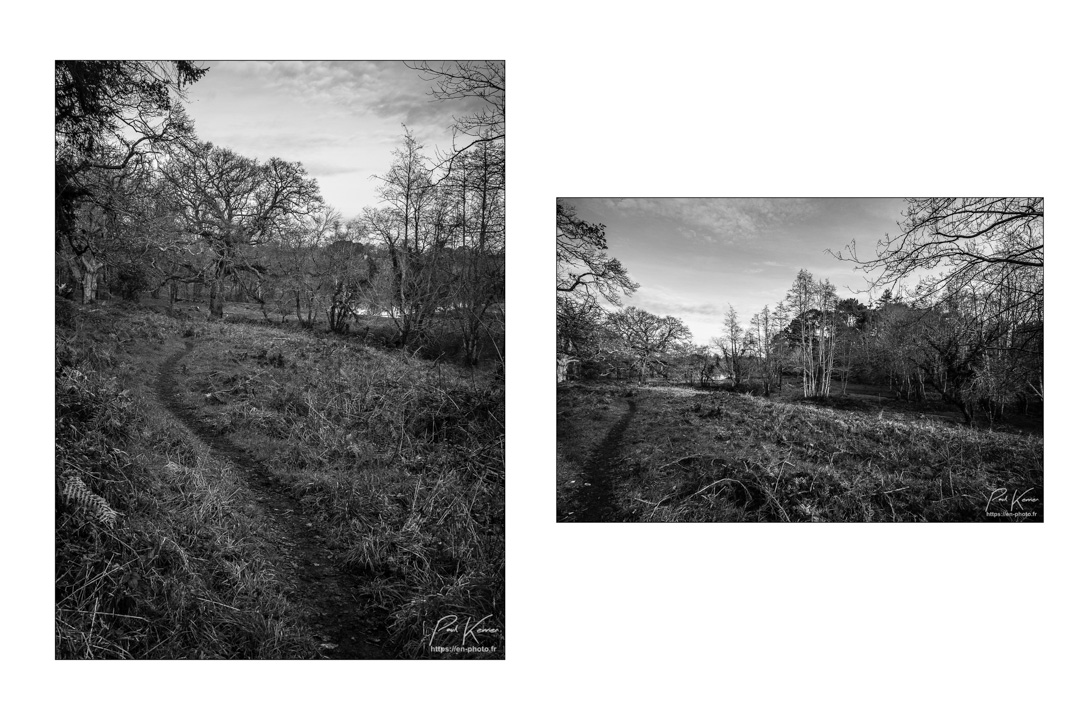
[556,198,1043,523]
[55,61,504,658]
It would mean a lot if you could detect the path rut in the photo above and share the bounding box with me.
[156,340,390,659]
[571,398,637,522]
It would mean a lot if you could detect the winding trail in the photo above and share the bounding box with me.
[156,340,389,659]
[572,399,637,522]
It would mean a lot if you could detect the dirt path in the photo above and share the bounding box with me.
[569,398,637,522]
[156,340,390,659]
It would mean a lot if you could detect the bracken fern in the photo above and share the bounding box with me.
[59,475,120,527]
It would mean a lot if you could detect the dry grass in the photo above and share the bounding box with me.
[556,384,1042,522]
[55,307,317,658]
[56,301,504,658]
[165,309,503,656]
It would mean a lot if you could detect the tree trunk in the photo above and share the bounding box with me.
[463,332,480,366]
[208,279,225,318]
[79,255,105,304]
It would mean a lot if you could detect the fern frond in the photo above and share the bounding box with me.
[60,476,120,527]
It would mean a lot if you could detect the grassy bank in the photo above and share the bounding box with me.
[56,303,319,657]
[55,301,504,658]
[174,314,505,657]
[556,384,1042,522]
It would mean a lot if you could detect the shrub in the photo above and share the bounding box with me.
[111,262,151,302]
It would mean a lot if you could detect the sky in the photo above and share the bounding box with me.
[182,61,492,219]
[559,198,911,345]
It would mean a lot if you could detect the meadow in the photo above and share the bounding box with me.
[55,299,504,658]
[556,382,1042,522]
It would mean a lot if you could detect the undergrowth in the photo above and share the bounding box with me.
[172,315,505,656]
[557,385,1042,522]
[56,305,317,658]
[58,301,505,657]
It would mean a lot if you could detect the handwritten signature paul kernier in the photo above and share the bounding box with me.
[985,487,1040,516]
[425,614,500,649]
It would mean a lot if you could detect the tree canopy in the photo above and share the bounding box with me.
[56,61,206,249]
[607,306,692,377]
[155,141,324,316]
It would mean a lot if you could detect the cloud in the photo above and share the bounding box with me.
[187,61,503,218]
[212,131,344,154]
[601,198,818,244]
[633,286,724,319]
[304,161,364,177]
[214,61,491,135]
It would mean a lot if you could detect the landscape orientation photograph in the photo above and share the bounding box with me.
[556,198,1043,523]
[55,61,505,658]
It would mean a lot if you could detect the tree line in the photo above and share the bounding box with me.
[55,61,505,363]
[555,198,1043,424]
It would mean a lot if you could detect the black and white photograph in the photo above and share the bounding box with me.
[557,198,1043,522]
[54,61,504,658]
[19,1,1076,716]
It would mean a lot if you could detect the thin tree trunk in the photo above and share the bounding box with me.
[79,255,105,304]
[208,279,225,318]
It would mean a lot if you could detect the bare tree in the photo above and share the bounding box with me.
[831,299,868,396]
[835,197,1043,303]
[557,295,605,355]
[365,130,458,346]
[713,305,751,386]
[404,60,505,179]
[320,237,379,334]
[814,279,839,397]
[556,202,638,375]
[750,302,788,396]
[60,160,160,303]
[161,142,322,318]
[556,202,638,303]
[786,270,838,398]
[693,346,722,388]
[254,212,336,326]
[911,269,1042,422]
[446,136,505,363]
[607,307,692,382]
[836,198,1044,421]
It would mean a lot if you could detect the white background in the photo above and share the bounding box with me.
[5,1,1077,718]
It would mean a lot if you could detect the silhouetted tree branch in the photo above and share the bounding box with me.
[556,202,638,304]
[832,197,1043,303]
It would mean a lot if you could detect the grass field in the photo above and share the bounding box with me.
[182,298,505,363]
[556,382,1043,522]
[55,299,504,658]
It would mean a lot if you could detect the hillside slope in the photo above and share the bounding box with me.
[56,301,504,658]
